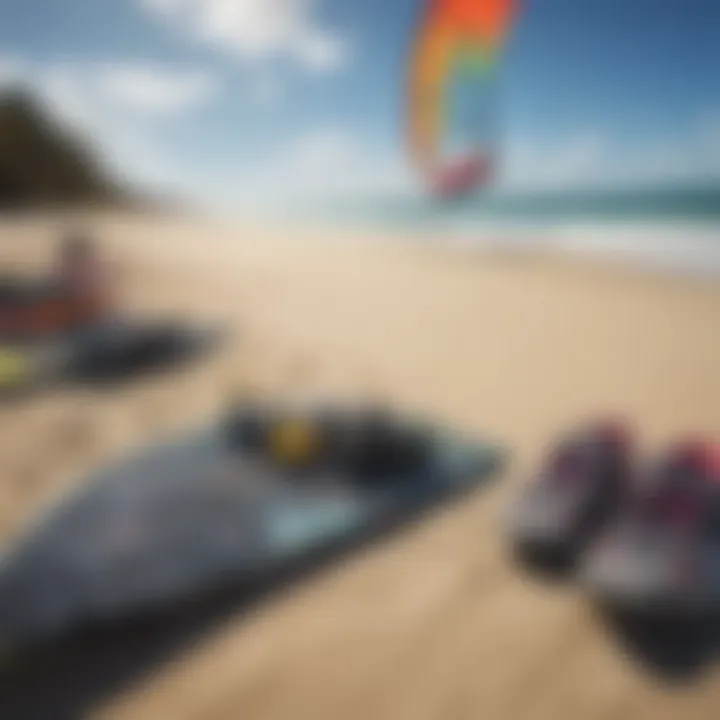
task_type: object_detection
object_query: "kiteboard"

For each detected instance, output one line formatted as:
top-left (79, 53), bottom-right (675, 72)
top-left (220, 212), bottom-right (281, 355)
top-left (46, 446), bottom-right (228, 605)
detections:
top-left (0, 403), bottom-right (506, 653)
top-left (0, 318), bottom-right (224, 397)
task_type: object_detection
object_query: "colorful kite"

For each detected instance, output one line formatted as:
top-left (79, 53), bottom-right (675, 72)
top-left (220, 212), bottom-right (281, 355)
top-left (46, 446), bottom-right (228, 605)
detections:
top-left (407, 0), bottom-right (519, 198)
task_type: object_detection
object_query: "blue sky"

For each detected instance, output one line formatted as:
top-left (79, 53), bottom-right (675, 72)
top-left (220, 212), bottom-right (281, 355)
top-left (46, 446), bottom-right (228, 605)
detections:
top-left (0, 0), bottom-right (718, 206)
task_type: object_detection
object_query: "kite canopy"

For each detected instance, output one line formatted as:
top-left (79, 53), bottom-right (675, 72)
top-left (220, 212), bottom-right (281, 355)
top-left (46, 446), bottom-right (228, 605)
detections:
top-left (407, 0), bottom-right (518, 198)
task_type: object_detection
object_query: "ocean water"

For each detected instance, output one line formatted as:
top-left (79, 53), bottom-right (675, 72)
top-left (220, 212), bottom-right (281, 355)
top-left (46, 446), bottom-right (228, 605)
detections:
top-left (323, 183), bottom-right (720, 278)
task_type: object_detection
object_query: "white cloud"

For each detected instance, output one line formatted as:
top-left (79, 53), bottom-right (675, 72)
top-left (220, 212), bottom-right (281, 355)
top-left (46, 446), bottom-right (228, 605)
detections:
top-left (293, 30), bottom-right (347, 73)
top-left (501, 117), bottom-right (720, 192)
top-left (140, 0), bottom-right (349, 73)
top-left (0, 57), bottom-right (219, 198)
top-left (237, 126), bottom-right (410, 206)
top-left (0, 58), bottom-right (219, 126)
top-left (0, 55), bottom-right (27, 89)
top-left (37, 65), bottom-right (104, 133)
top-left (501, 131), bottom-right (607, 191)
top-left (288, 128), bottom-right (361, 176)
top-left (247, 127), bottom-right (364, 199)
top-left (97, 64), bottom-right (219, 114)
top-left (13, 63), bottom-right (219, 158)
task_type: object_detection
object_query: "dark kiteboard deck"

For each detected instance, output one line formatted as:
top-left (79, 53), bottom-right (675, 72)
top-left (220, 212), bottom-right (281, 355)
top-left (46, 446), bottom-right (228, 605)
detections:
top-left (0, 319), bottom-right (224, 397)
top-left (0, 413), bottom-right (505, 653)
top-left (59, 319), bottom-right (225, 383)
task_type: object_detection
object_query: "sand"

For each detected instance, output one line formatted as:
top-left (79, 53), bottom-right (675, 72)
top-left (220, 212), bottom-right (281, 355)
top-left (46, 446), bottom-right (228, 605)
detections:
top-left (1, 213), bottom-right (719, 719)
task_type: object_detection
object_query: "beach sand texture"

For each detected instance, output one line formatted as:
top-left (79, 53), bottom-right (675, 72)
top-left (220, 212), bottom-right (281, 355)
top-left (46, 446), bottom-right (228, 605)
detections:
top-left (1, 213), bottom-right (719, 720)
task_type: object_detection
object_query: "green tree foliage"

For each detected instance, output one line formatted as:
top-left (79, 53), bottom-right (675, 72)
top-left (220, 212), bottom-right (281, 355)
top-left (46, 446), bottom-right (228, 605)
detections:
top-left (0, 89), bottom-right (121, 208)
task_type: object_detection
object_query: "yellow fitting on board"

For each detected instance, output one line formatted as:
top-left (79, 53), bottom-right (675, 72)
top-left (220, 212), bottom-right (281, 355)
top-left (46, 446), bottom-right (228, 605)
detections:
top-left (269, 420), bottom-right (323, 467)
top-left (0, 350), bottom-right (30, 385)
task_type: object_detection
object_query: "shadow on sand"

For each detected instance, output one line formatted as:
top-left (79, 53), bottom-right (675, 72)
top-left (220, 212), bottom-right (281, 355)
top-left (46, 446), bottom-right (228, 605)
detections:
top-left (513, 550), bottom-right (720, 683)
top-left (0, 463), bottom-right (502, 720)
top-left (510, 543), bottom-right (578, 584)
top-left (597, 607), bottom-right (720, 683)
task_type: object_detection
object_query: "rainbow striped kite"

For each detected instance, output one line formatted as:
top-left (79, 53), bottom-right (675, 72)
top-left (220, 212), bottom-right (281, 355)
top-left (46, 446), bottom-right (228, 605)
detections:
top-left (407, 0), bottom-right (519, 198)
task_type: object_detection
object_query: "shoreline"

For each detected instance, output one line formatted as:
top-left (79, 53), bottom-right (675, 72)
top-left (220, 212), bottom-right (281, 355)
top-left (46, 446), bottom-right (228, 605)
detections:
top-left (336, 217), bottom-right (720, 281)
top-left (202, 202), bottom-right (720, 282)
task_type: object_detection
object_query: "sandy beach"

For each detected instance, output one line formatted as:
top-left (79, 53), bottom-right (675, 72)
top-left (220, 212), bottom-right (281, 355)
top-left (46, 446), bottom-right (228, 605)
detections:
top-left (1, 213), bottom-right (720, 720)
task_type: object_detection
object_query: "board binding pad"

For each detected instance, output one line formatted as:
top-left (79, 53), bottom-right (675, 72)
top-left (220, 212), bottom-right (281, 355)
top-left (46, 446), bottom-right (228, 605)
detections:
top-left (0, 402), bottom-right (506, 652)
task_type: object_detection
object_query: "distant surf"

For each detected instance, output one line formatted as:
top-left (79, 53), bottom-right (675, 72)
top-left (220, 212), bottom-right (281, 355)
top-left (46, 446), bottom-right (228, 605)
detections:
top-left (322, 183), bottom-right (720, 278)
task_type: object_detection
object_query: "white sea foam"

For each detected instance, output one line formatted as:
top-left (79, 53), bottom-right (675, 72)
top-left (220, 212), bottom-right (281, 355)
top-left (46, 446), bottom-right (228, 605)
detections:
top-left (443, 220), bottom-right (720, 278)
